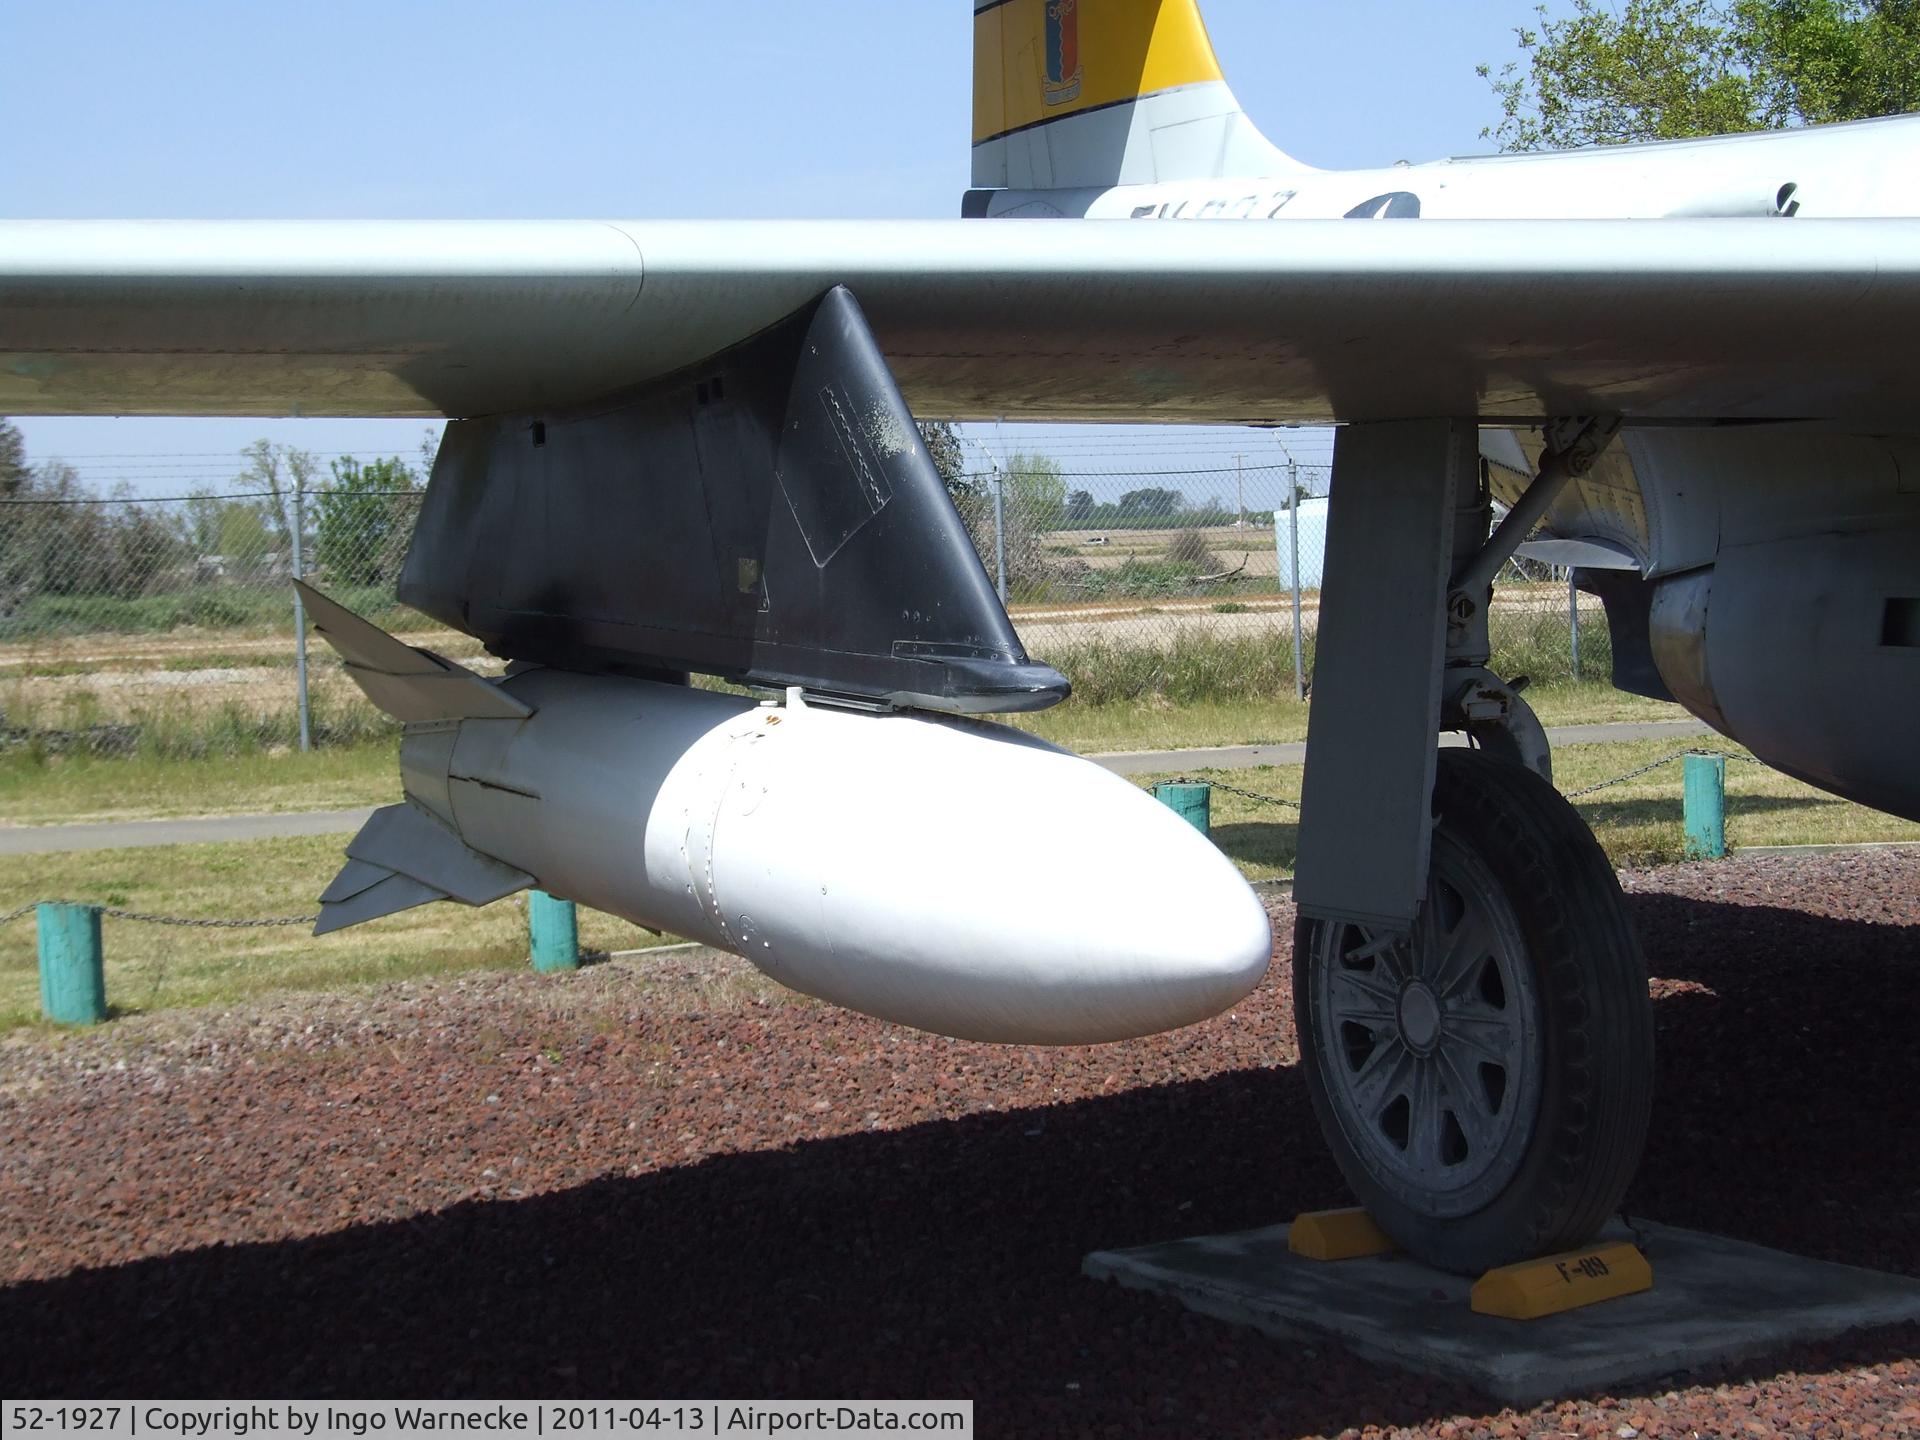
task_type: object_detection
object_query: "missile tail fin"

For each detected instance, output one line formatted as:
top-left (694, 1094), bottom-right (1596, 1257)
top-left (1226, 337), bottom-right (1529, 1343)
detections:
top-left (315, 802), bottom-right (533, 935)
top-left (314, 870), bottom-right (449, 935)
top-left (295, 580), bottom-right (531, 724)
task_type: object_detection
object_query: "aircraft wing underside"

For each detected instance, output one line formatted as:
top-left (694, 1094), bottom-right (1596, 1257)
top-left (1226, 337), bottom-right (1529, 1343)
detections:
top-left (4, 218), bottom-right (1920, 426)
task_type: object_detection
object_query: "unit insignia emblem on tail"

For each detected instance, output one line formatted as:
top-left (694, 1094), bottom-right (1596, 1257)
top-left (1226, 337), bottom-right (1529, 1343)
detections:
top-left (1045, 0), bottom-right (1082, 105)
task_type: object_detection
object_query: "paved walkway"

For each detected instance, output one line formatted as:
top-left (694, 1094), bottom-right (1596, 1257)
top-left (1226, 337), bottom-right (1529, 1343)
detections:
top-left (0, 807), bottom-right (379, 857)
top-left (0, 719), bottom-right (1711, 857)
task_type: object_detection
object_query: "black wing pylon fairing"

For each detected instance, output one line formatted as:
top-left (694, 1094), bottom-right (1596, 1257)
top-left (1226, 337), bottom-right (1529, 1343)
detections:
top-left (398, 286), bottom-right (1066, 715)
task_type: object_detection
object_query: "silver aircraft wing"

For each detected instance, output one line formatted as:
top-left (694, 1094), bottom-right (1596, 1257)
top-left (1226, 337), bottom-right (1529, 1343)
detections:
top-left (3, 217), bottom-right (1917, 425)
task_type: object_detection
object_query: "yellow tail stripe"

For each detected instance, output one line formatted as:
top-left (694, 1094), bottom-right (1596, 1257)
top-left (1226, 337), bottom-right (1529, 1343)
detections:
top-left (973, 0), bottom-right (1226, 147)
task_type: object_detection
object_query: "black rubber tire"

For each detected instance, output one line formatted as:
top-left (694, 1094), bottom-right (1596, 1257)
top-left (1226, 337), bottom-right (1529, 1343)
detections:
top-left (1294, 747), bottom-right (1655, 1275)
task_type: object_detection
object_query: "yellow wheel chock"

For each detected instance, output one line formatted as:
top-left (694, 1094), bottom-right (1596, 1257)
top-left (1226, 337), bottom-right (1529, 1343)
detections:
top-left (1288, 1208), bottom-right (1396, 1261)
top-left (1289, 1209), bottom-right (1654, 1320)
top-left (1470, 1242), bottom-right (1653, 1320)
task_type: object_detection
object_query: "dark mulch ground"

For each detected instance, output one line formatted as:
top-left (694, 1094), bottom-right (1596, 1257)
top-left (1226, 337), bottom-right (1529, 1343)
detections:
top-left (2, 852), bottom-right (1917, 1438)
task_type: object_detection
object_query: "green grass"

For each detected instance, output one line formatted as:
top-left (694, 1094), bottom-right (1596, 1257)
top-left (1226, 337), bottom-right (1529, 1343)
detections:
top-left (1010, 679), bottom-right (1681, 754)
top-left (0, 584), bottom-right (438, 641)
top-left (0, 681), bottom-right (1689, 826)
top-left (5, 734), bottom-right (1914, 1033)
top-left (1035, 632), bottom-right (1312, 707)
top-left (0, 834), bottom-right (682, 1031)
top-left (0, 740), bottom-right (399, 825)
top-left (1131, 737), bottom-right (1920, 882)
top-left (1, 684), bottom-right (399, 762)
top-left (1021, 614), bottom-right (1610, 710)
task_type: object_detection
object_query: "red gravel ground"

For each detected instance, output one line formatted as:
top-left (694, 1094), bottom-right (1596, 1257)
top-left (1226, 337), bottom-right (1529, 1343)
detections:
top-left (2, 852), bottom-right (1918, 1438)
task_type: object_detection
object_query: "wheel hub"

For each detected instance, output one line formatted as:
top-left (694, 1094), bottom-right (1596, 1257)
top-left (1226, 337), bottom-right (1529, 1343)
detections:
top-left (1310, 833), bottom-right (1545, 1219)
top-left (1397, 981), bottom-right (1442, 1054)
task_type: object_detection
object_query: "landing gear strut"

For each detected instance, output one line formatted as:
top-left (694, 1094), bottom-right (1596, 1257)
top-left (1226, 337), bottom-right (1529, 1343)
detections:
top-left (1292, 417), bottom-right (1653, 1276)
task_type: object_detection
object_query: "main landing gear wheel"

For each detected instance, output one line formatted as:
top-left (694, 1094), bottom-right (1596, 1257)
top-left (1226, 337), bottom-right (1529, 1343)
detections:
top-left (1295, 747), bottom-right (1654, 1275)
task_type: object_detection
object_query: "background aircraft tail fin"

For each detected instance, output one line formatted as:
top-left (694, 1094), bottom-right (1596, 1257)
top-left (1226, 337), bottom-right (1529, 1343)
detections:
top-left (970, 0), bottom-right (1307, 193)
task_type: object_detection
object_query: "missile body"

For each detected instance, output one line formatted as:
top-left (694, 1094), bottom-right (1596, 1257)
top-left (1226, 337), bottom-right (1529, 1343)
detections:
top-left (380, 669), bottom-right (1271, 1044)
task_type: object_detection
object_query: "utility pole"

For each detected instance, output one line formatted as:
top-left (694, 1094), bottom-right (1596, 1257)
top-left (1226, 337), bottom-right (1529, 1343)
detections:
top-left (1235, 454), bottom-right (1245, 527)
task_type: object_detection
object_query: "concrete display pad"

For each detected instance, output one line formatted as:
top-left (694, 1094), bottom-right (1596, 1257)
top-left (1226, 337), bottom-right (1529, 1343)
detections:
top-left (1084, 1219), bottom-right (1920, 1406)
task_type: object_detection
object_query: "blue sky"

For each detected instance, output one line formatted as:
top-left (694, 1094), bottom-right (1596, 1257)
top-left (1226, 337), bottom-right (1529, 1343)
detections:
top-left (1, 0), bottom-right (1567, 494)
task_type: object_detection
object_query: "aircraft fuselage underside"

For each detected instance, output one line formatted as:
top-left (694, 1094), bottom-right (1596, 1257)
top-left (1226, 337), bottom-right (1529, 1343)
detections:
top-left (1505, 424), bottom-right (1920, 822)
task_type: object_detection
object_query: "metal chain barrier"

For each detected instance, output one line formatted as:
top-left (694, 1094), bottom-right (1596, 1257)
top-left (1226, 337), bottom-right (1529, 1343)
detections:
top-left (1560, 746), bottom-right (1762, 801)
top-left (1166, 776), bottom-right (1301, 810)
top-left (1168, 745), bottom-right (1763, 810)
top-left (0, 903), bottom-right (316, 928)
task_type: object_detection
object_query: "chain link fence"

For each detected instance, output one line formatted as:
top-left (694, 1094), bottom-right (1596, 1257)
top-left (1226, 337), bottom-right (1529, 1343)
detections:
top-left (0, 484), bottom-right (433, 755)
top-left (959, 459), bottom-right (1605, 706)
top-left (0, 461), bottom-right (1603, 756)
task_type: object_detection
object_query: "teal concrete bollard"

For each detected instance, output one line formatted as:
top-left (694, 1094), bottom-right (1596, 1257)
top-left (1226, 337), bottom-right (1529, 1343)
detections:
top-left (1684, 752), bottom-right (1728, 860)
top-left (529, 890), bottom-right (581, 973)
top-left (38, 902), bottom-right (107, 1025)
top-left (1153, 782), bottom-right (1212, 837)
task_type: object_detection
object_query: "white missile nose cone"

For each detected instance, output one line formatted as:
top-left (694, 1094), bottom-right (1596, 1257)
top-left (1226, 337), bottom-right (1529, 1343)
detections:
top-left (1042, 780), bottom-right (1275, 1042)
top-left (696, 708), bottom-right (1277, 1047)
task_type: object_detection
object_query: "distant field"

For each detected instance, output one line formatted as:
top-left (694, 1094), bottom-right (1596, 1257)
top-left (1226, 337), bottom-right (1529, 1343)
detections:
top-left (1, 587), bottom-right (1608, 760)
top-left (1048, 524), bottom-right (1286, 577)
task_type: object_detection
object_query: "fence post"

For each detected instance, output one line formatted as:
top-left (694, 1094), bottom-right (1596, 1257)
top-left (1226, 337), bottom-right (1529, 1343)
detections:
top-left (38, 903), bottom-right (107, 1025)
top-left (528, 891), bottom-right (581, 973)
top-left (1569, 571), bottom-right (1581, 680)
top-left (1152, 783), bottom-right (1211, 837)
top-left (291, 484), bottom-right (312, 753)
top-left (1683, 753), bottom-right (1728, 860)
top-left (1288, 460), bottom-right (1305, 704)
top-left (1273, 509), bottom-right (1286, 596)
top-left (992, 468), bottom-right (1009, 604)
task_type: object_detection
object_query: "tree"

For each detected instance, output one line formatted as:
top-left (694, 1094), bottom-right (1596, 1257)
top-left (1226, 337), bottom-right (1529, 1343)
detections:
top-left (315, 456), bottom-right (420, 588)
top-left (1742, 0), bottom-right (1920, 123)
top-left (233, 439), bottom-right (320, 548)
top-left (0, 418), bottom-right (27, 498)
top-left (916, 420), bottom-right (981, 504)
top-left (1, 462), bottom-right (121, 599)
top-left (1064, 488), bottom-right (1097, 527)
top-left (0, 444), bottom-right (186, 618)
top-left (1481, 0), bottom-right (1920, 151)
top-left (1004, 451), bottom-right (1068, 532)
top-left (1117, 486), bottom-right (1183, 521)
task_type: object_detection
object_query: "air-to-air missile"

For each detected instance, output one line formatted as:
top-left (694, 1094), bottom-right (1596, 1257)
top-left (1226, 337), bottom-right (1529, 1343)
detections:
top-left (300, 583), bottom-right (1271, 1046)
